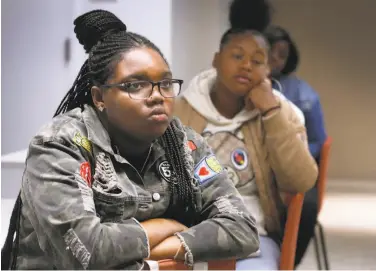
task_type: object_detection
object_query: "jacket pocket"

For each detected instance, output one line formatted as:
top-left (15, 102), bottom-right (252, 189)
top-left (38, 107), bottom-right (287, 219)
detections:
top-left (92, 152), bottom-right (137, 222)
top-left (92, 186), bottom-right (138, 223)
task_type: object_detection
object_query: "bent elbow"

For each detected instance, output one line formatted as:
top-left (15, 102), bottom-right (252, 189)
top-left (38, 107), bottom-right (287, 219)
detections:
top-left (236, 218), bottom-right (260, 258)
top-left (293, 163), bottom-right (318, 193)
top-left (279, 161), bottom-right (318, 194)
top-left (301, 163), bottom-right (318, 192)
top-left (242, 235), bottom-right (260, 258)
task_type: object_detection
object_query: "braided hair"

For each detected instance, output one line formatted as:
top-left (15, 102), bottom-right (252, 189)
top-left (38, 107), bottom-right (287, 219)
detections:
top-left (2, 10), bottom-right (196, 269)
top-left (219, 0), bottom-right (272, 50)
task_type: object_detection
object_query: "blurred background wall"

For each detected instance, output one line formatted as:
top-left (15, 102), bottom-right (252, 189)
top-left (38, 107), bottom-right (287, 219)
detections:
top-left (2, 0), bottom-right (374, 180)
top-left (271, 0), bottom-right (376, 180)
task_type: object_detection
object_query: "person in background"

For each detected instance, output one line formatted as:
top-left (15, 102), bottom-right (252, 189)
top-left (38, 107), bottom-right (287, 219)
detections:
top-left (265, 25), bottom-right (328, 266)
top-left (174, 0), bottom-right (318, 269)
top-left (1, 10), bottom-right (260, 270)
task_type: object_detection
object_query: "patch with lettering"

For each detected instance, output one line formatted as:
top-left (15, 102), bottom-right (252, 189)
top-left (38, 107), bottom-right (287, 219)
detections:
top-left (231, 148), bottom-right (248, 170)
top-left (80, 162), bottom-right (92, 187)
top-left (194, 154), bottom-right (223, 184)
top-left (73, 132), bottom-right (92, 154)
top-left (187, 140), bottom-right (197, 151)
top-left (158, 160), bottom-right (177, 184)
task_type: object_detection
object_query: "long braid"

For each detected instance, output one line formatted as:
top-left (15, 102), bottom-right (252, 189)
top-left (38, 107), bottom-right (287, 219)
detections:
top-left (1, 193), bottom-right (22, 270)
top-left (161, 125), bottom-right (197, 225)
top-left (54, 60), bottom-right (91, 117)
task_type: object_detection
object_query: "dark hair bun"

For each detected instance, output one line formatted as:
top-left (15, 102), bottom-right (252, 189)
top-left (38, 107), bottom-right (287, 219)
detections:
top-left (229, 0), bottom-right (272, 32)
top-left (74, 9), bottom-right (127, 53)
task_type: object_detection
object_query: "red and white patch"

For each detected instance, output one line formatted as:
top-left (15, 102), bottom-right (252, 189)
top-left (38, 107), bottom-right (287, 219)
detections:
top-left (80, 162), bottom-right (92, 187)
top-left (194, 155), bottom-right (222, 184)
top-left (187, 140), bottom-right (197, 151)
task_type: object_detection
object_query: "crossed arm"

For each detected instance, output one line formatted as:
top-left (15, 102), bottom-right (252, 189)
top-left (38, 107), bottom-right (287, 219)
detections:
top-left (140, 218), bottom-right (187, 261)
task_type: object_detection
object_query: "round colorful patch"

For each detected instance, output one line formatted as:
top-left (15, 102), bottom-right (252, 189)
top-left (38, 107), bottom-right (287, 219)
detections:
top-left (231, 148), bottom-right (248, 170)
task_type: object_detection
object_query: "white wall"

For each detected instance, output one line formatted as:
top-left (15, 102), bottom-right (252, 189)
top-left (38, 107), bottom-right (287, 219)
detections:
top-left (171, 0), bottom-right (231, 86)
top-left (1, 0), bottom-right (74, 155)
top-left (70, 0), bottom-right (173, 84)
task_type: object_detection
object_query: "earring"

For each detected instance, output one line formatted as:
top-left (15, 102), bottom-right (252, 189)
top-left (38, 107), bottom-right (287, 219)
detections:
top-left (98, 105), bottom-right (104, 112)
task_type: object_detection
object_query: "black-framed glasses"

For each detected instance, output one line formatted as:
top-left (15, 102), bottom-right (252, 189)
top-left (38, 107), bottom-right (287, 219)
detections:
top-left (101, 79), bottom-right (183, 100)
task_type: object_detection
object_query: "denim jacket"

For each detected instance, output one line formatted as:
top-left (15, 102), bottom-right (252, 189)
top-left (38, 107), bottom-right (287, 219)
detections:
top-left (16, 105), bottom-right (259, 269)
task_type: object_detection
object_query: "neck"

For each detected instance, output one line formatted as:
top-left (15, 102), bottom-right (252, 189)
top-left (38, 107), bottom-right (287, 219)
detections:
top-left (109, 126), bottom-right (152, 170)
top-left (113, 134), bottom-right (151, 158)
top-left (97, 111), bottom-right (152, 170)
top-left (210, 81), bottom-right (245, 119)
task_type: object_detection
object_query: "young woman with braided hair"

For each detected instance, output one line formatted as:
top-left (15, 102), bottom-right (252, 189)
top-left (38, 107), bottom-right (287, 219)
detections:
top-left (1, 10), bottom-right (259, 270)
top-left (174, 0), bottom-right (318, 269)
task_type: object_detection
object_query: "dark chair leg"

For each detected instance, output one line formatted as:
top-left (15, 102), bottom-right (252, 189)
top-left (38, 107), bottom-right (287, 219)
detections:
top-left (313, 229), bottom-right (323, 270)
top-left (318, 222), bottom-right (330, 270)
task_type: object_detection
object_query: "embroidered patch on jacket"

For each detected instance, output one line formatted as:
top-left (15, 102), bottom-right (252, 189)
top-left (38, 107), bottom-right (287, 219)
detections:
top-left (187, 140), bottom-right (197, 151)
top-left (194, 155), bottom-right (223, 184)
top-left (80, 162), bottom-right (92, 187)
top-left (73, 132), bottom-right (92, 154)
top-left (231, 148), bottom-right (248, 170)
top-left (206, 155), bottom-right (223, 173)
top-left (158, 160), bottom-right (178, 184)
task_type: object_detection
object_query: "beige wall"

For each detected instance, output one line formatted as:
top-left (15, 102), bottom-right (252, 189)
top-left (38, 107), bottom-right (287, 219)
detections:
top-left (272, 0), bottom-right (376, 180)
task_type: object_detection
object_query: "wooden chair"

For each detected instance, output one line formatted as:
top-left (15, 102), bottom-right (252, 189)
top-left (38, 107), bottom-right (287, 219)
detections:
top-left (313, 137), bottom-right (332, 270)
top-left (279, 193), bottom-right (305, 270)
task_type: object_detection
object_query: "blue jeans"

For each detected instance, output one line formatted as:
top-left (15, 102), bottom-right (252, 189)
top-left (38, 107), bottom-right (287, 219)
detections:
top-left (236, 236), bottom-right (280, 270)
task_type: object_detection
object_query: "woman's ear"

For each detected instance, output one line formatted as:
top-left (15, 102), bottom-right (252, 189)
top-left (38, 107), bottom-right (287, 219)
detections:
top-left (91, 86), bottom-right (105, 112)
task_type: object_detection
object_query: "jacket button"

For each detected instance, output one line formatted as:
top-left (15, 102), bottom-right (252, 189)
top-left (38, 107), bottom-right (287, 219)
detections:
top-left (152, 192), bottom-right (161, 201)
